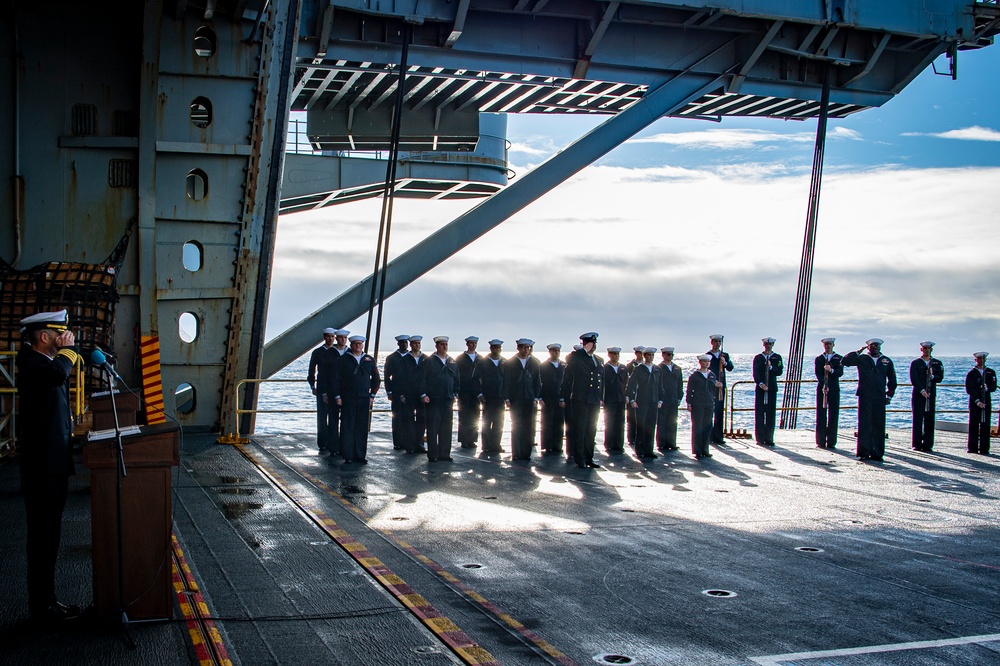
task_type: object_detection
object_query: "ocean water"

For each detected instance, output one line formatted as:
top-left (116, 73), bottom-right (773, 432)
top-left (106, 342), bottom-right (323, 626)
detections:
top-left (254, 353), bottom-right (990, 436)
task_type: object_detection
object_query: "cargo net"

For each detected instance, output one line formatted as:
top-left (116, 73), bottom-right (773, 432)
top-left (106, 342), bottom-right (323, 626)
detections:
top-left (0, 224), bottom-right (130, 404)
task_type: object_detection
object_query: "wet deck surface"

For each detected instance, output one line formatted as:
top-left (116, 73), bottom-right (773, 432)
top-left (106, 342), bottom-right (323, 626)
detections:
top-left (2, 427), bottom-right (999, 665)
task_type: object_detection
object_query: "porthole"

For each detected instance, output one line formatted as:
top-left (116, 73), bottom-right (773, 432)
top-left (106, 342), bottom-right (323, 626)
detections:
top-left (186, 169), bottom-right (208, 200)
top-left (190, 97), bottom-right (212, 128)
top-left (194, 26), bottom-right (216, 57)
top-left (182, 241), bottom-right (203, 271)
top-left (175, 383), bottom-right (196, 415)
top-left (178, 312), bottom-right (199, 343)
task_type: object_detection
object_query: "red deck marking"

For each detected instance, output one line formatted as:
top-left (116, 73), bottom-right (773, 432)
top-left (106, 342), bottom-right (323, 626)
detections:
top-left (235, 443), bottom-right (502, 666)
top-left (171, 534), bottom-right (233, 666)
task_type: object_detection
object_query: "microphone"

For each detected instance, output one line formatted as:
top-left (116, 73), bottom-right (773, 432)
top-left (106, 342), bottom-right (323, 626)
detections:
top-left (90, 348), bottom-right (122, 382)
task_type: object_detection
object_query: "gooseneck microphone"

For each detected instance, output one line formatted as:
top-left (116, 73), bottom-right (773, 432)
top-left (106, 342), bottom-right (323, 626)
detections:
top-left (90, 348), bottom-right (122, 382)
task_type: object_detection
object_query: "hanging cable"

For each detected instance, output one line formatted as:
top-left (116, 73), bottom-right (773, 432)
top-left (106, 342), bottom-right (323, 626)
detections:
top-left (780, 64), bottom-right (830, 429)
top-left (364, 25), bottom-right (411, 357)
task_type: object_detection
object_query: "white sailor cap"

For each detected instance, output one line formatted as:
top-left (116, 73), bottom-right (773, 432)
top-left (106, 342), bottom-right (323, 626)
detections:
top-left (516, 338), bottom-right (534, 347)
top-left (821, 337), bottom-right (836, 344)
top-left (661, 347), bottom-right (675, 353)
top-left (409, 335), bottom-right (423, 342)
top-left (488, 339), bottom-right (504, 346)
top-left (697, 353), bottom-right (713, 361)
top-left (762, 337), bottom-right (776, 344)
top-left (643, 347), bottom-right (657, 354)
top-left (580, 332), bottom-right (599, 342)
top-left (348, 335), bottom-right (366, 343)
top-left (465, 336), bottom-right (479, 343)
top-left (632, 346), bottom-right (644, 353)
top-left (574, 344), bottom-right (583, 351)
top-left (323, 327), bottom-right (337, 335)
top-left (433, 336), bottom-right (449, 343)
top-left (709, 334), bottom-right (724, 341)
top-left (866, 338), bottom-right (884, 346)
top-left (607, 347), bottom-right (622, 353)
top-left (394, 334), bottom-right (410, 342)
top-left (920, 340), bottom-right (935, 348)
top-left (546, 343), bottom-right (562, 350)
top-left (974, 351), bottom-right (989, 358)
top-left (20, 310), bottom-right (69, 333)
top-left (335, 329), bottom-right (350, 337)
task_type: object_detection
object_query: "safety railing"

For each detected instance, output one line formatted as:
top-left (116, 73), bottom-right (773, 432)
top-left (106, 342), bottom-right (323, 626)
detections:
top-left (233, 378), bottom-right (392, 440)
top-left (727, 379), bottom-right (995, 432)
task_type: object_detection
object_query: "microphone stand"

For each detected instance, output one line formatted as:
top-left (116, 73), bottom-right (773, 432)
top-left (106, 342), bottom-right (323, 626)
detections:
top-left (99, 363), bottom-right (135, 649)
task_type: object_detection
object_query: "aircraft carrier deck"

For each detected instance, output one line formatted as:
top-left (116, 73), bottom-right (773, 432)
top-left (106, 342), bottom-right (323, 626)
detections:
top-left (2, 427), bottom-right (998, 665)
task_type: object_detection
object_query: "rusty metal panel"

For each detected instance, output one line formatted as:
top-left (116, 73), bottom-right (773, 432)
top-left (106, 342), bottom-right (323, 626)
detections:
top-left (154, 220), bottom-right (239, 292)
top-left (157, 74), bottom-right (256, 145)
top-left (158, 19), bottom-right (260, 80)
top-left (152, 153), bottom-right (249, 222)
top-left (157, 298), bottom-right (230, 365)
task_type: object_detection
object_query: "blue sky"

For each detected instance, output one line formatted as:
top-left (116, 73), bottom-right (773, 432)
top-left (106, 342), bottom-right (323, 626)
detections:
top-left (268, 44), bottom-right (1000, 360)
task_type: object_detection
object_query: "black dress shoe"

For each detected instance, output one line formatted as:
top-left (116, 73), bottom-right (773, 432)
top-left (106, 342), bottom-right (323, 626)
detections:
top-left (587, 462), bottom-right (601, 468)
top-left (440, 457), bottom-right (454, 462)
top-left (576, 463), bottom-right (586, 468)
top-left (32, 601), bottom-right (82, 623)
top-left (357, 459), bottom-right (368, 464)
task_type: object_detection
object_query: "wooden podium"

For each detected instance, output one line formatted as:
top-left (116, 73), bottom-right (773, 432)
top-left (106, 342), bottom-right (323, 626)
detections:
top-left (82, 422), bottom-right (180, 621)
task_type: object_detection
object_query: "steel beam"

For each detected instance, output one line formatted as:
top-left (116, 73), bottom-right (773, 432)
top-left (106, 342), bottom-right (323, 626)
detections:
top-left (262, 71), bottom-right (724, 376)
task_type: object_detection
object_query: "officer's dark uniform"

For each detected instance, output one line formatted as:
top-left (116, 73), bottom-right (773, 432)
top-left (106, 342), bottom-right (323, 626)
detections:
top-left (602, 362), bottom-right (628, 454)
top-left (539, 355), bottom-right (566, 455)
top-left (707, 349), bottom-right (733, 442)
top-left (456, 350), bottom-right (482, 448)
top-left (337, 351), bottom-right (380, 463)
top-left (505, 354), bottom-right (542, 460)
top-left (752, 350), bottom-right (784, 446)
top-left (479, 354), bottom-right (506, 453)
top-left (308, 343), bottom-right (342, 453)
top-left (560, 345), bottom-right (604, 468)
top-left (842, 350), bottom-right (897, 460)
top-left (16, 323), bottom-right (80, 618)
top-left (626, 362), bottom-right (663, 458)
top-left (625, 354), bottom-right (641, 447)
top-left (687, 369), bottom-right (718, 458)
top-left (814, 350), bottom-right (844, 448)
top-left (910, 356), bottom-right (944, 452)
top-left (420, 354), bottom-right (460, 462)
top-left (657, 361), bottom-right (683, 451)
top-left (965, 362), bottom-right (997, 454)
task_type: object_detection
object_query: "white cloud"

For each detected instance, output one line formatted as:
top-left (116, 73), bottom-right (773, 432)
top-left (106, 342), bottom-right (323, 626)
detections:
top-left (628, 126), bottom-right (862, 149)
top-left (902, 125), bottom-right (1000, 141)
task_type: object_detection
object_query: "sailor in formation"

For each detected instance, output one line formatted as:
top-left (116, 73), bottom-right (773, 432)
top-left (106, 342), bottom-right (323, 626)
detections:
top-left (456, 336), bottom-right (482, 450)
top-left (687, 354), bottom-right (720, 459)
top-left (625, 346), bottom-right (643, 449)
top-left (752, 337), bottom-right (783, 447)
top-left (480, 339), bottom-right (506, 454)
top-left (383, 334), bottom-right (411, 450)
top-left (626, 347), bottom-right (662, 459)
top-left (420, 336), bottom-right (460, 462)
top-left (401, 336), bottom-right (428, 454)
top-left (561, 332), bottom-right (604, 468)
top-left (336, 335), bottom-right (380, 464)
top-left (707, 334), bottom-right (734, 443)
top-left (538, 343), bottom-right (566, 456)
top-left (814, 337), bottom-right (843, 449)
top-left (505, 338), bottom-right (542, 461)
top-left (842, 338), bottom-right (897, 461)
top-left (307, 327), bottom-right (341, 454)
top-left (602, 346), bottom-right (628, 454)
top-left (965, 351), bottom-right (996, 455)
top-left (657, 347), bottom-right (683, 452)
top-left (909, 341), bottom-right (944, 452)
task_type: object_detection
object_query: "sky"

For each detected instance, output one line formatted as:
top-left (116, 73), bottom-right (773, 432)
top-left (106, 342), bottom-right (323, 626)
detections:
top-left (267, 43), bottom-right (1000, 361)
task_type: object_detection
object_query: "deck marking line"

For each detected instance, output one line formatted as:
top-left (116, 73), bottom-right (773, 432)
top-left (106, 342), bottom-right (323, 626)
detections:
top-left (171, 534), bottom-right (233, 666)
top-left (235, 443), bottom-right (501, 666)
top-left (750, 632), bottom-right (1000, 665)
top-left (837, 533), bottom-right (1000, 571)
top-left (260, 443), bottom-right (579, 666)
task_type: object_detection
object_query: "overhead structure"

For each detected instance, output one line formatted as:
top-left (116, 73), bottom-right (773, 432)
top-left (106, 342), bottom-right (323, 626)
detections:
top-left (1, 1), bottom-right (997, 433)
